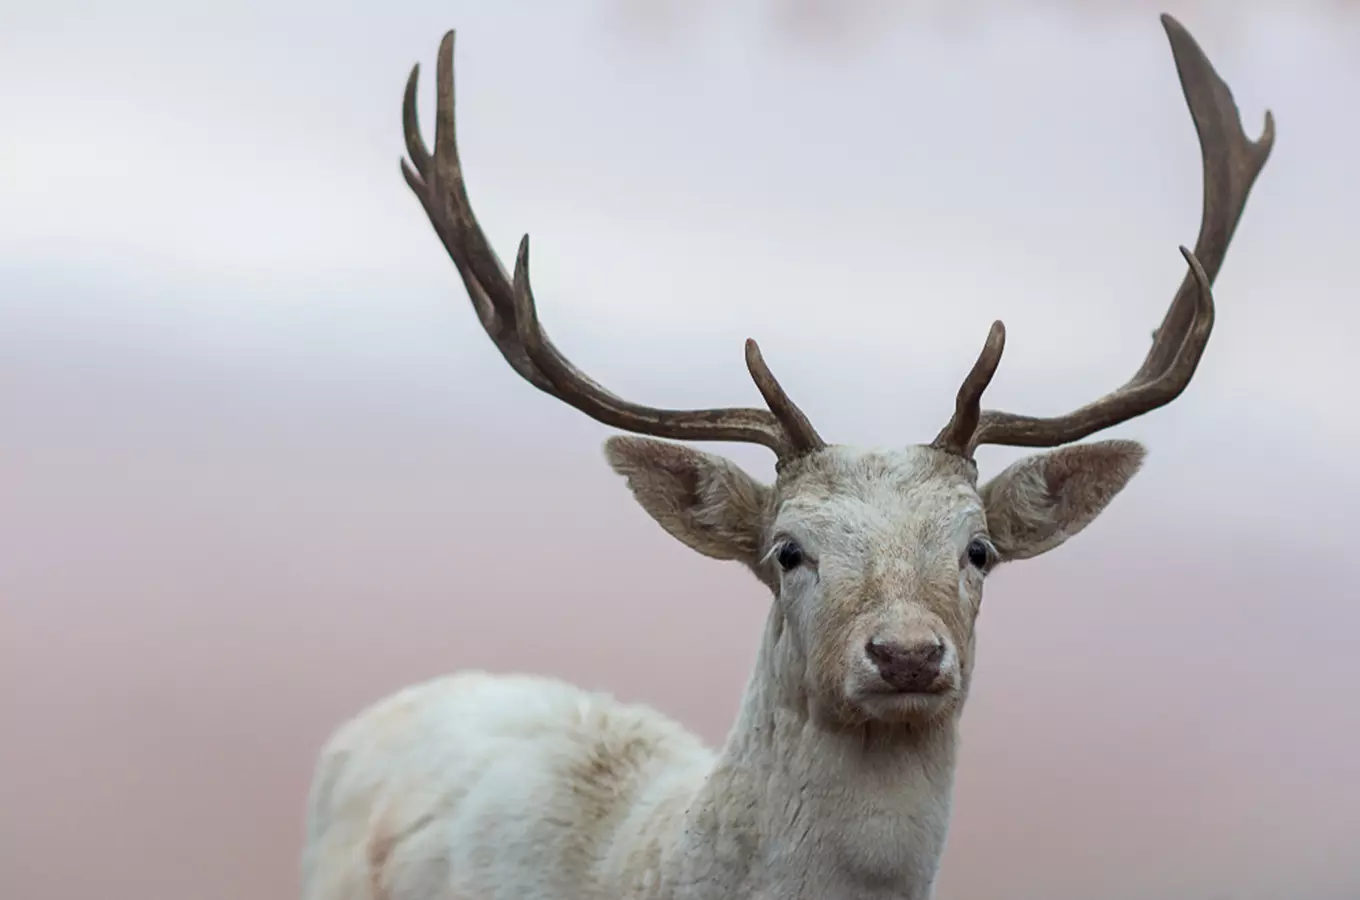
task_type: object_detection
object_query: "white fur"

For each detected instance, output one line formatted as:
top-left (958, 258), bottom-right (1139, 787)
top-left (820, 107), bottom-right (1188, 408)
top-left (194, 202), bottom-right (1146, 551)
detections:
top-left (302, 657), bottom-right (953, 900)
top-left (300, 442), bottom-right (1143, 900)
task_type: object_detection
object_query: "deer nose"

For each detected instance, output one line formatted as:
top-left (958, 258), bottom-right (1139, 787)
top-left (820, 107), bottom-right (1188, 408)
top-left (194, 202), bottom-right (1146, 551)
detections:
top-left (865, 637), bottom-right (946, 693)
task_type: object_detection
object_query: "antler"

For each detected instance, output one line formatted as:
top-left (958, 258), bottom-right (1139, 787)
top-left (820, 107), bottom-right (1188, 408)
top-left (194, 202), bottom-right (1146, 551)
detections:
top-left (932, 14), bottom-right (1275, 458)
top-left (399, 32), bottom-right (825, 460)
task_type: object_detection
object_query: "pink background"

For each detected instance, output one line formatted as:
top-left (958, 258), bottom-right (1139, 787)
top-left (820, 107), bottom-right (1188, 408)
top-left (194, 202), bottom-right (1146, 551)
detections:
top-left (4, 2), bottom-right (1357, 898)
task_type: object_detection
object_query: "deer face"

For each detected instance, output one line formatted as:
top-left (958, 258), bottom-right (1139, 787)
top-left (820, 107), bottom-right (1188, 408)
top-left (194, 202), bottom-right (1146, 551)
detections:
top-left (767, 446), bottom-right (991, 726)
top-left (606, 436), bottom-right (1144, 726)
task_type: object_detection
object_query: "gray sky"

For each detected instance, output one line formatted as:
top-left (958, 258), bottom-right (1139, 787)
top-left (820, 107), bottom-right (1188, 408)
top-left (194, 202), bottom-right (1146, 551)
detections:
top-left (3, 2), bottom-right (1358, 899)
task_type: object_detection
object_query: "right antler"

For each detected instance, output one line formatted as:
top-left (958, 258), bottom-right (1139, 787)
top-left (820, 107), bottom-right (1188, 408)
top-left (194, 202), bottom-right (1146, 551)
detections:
top-left (399, 32), bottom-right (825, 461)
top-left (932, 14), bottom-right (1275, 458)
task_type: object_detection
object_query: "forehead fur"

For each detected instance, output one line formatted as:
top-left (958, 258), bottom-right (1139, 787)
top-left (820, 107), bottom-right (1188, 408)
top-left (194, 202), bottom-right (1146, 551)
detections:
top-left (772, 445), bottom-right (983, 539)
top-left (776, 445), bottom-right (977, 500)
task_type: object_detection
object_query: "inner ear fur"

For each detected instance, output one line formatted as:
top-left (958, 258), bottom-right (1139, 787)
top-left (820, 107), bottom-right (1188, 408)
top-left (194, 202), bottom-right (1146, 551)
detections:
top-left (981, 439), bottom-right (1146, 562)
top-left (604, 435), bottom-right (772, 569)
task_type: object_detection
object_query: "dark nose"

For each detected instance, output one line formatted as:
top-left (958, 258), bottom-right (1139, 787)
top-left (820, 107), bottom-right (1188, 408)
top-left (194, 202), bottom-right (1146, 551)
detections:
top-left (866, 638), bottom-right (946, 693)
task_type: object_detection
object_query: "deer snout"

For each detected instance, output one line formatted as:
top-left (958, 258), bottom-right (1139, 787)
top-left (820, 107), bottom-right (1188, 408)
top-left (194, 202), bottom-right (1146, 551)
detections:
top-left (865, 636), bottom-right (947, 693)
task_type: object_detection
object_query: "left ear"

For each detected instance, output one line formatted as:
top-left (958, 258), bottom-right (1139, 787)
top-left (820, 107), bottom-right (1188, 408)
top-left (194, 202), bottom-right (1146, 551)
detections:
top-left (603, 435), bottom-right (772, 568)
top-left (980, 439), bottom-right (1145, 562)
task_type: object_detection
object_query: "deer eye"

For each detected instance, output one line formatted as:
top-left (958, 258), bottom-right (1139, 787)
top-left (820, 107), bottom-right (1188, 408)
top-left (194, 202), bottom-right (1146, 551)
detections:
top-left (965, 538), bottom-right (994, 571)
top-left (775, 541), bottom-right (805, 572)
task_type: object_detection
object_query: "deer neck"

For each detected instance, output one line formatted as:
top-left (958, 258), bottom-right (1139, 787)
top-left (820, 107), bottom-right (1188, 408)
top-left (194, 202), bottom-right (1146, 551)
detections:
top-left (665, 604), bottom-right (962, 900)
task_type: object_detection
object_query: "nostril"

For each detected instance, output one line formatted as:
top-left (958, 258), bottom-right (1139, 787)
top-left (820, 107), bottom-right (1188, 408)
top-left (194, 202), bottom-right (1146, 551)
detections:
top-left (865, 639), bottom-right (892, 664)
top-left (866, 638), bottom-right (945, 663)
top-left (865, 637), bottom-right (948, 693)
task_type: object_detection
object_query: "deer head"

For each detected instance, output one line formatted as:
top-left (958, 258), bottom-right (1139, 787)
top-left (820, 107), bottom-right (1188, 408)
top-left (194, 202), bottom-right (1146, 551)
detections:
top-left (399, 14), bottom-right (1273, 728)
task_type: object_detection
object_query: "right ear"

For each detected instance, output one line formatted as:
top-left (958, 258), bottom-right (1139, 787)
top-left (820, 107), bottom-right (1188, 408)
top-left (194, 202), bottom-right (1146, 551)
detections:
top-left (603, 435), bottom-right (772, 568)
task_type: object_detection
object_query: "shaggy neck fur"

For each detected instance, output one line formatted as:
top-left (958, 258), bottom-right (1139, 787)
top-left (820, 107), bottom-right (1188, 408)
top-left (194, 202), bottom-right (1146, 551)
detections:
top-left (661, 603), bottom-right (962, 900)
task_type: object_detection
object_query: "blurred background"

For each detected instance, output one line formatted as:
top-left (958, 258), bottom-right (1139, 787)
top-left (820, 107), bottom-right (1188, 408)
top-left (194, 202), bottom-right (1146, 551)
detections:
top-left (3, 1), bottom-right (1358, 898)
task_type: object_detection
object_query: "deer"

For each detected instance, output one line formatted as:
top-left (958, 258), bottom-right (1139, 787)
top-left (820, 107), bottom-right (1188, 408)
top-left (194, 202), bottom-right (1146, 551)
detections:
top-left (299, 13), bottom-right (1273, 900)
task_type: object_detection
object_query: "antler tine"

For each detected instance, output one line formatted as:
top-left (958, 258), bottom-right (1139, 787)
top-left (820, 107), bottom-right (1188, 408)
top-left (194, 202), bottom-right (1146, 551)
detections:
top-left (401, 31), bottom-right (824, 460)
top-left (744, 339), bottom-right (827, 456)
top-left (949, 14), bottom-right (1273, 455)
top-left (510, 238), bottom-right (818, 454)
top-left (1138, 14), bottom-right (1274, 382)
top-left (401, 36), bottom-right (545, 390)
top-left (931, 321), bottom-right (1006, 457)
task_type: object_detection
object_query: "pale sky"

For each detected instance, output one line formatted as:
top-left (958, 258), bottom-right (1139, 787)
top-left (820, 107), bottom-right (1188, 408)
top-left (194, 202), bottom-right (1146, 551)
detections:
top-left (3, 3), bottom-right (1358, 899)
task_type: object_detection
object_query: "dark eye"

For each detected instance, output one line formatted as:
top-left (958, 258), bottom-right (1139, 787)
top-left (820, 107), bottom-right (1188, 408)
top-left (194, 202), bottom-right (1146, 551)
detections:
top-left (776, 541), bottom-right (805, 572)
top-left (966, 538), bottom-right (993, 571)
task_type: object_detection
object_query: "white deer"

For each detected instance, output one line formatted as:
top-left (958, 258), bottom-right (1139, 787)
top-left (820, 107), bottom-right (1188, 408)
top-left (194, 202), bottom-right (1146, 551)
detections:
top-left (300, 14), bottom-right (1272, 900)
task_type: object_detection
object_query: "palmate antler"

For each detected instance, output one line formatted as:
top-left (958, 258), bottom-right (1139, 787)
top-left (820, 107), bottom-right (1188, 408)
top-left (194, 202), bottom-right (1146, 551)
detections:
top-left (932, 14), bottom-right (1275, 458)
top-left (401, 15), bottom-right (1272, 464)
top-left (398, 34), bottom-right (824, 461)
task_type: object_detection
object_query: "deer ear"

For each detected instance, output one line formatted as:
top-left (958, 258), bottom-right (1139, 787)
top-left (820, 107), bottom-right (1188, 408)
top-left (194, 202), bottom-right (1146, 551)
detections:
top-left (981, 439), bottom-right (1145, 562)
top-left (604, 436), bottom-right (771, 567)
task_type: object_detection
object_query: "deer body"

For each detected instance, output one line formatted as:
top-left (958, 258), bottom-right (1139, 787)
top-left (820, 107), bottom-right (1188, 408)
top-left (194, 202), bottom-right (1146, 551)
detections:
top-left (300, 14), bottom-right (1273, 900)
top-left (308, 448), bottom-right (998, 900)
top-left (301, 443), bottom-right (1148, 900)
top-left (302, 655), bottom-right (955, 900)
